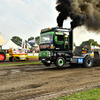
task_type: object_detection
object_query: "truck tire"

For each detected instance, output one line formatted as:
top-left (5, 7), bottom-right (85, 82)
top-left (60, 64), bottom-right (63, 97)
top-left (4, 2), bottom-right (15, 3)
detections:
top-left (83, 56), bottom-right (93, 68)
top-left (56, 57), bottom-right (65, 68)
top-left (0, 52), bottom-right (6, 62)
top-left (43, 62), bottom-right (51, 66)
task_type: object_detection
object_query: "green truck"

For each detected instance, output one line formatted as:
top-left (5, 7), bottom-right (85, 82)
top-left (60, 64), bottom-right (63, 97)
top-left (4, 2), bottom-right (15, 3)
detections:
top-left (39, 27), bottom-right (100, 68)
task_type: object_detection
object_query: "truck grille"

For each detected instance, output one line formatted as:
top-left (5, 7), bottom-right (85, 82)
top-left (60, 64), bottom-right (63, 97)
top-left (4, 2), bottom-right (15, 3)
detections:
top-left (40, 51), bottom-right (49, 57)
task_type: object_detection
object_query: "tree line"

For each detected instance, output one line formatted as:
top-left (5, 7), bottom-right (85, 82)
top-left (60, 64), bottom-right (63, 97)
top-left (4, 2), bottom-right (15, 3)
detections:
top-left (11, 36), bottom-right (40, 47)
top-left (11, 36), bottom-right (100, 48)
top-left (80, 39), bottom-right (100, 47)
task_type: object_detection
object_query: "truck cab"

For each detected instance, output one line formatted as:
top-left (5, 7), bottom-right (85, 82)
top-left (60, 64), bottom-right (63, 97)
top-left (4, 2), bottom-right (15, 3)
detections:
top-left (39, 27), bottom-right (73, 68)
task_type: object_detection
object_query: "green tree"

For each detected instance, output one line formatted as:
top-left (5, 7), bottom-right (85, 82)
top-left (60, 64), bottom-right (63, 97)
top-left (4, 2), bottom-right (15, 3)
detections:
top-left (11, 36), bottom-right (22, 46)
top-left (35, 36), bottom-right (40, 45)
top-left (80, 39), bottom-right (99, 46)
top-left (73, 42), bottom-right (76, 46)
top-left (28, 37), bottom-right (34, 47)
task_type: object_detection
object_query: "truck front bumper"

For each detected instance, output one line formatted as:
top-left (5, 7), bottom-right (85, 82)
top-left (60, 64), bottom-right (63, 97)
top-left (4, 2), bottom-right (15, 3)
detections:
top-left (39, 57), bottom-right (52, 63)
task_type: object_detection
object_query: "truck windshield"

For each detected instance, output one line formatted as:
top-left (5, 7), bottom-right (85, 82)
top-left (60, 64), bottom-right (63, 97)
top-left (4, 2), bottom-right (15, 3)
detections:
top-left (40, 32), bottom-right (54, 44)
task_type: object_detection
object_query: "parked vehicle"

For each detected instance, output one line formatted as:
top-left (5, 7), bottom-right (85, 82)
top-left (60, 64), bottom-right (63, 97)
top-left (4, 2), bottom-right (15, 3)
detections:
top-left (9, 48), bottom-right (28, 62)
top-left (0, 46), bottom-right (6, 62)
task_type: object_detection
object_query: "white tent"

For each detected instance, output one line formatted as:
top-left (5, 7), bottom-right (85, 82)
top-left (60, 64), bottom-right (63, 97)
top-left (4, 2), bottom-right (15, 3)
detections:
top-left (0, 34), bottom-right (6, 45)
top-left (2, 39), bottom-right (22, 49)
top-left (34, 43), bottom-right (38, 46)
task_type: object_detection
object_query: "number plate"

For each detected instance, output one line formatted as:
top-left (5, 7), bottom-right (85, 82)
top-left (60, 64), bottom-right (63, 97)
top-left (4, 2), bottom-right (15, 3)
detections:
top-left (71, 58), bottom-right (77, 63)
top-left (20, 55), bottom-right (25, 60)
top-left (78, 58), bottom-right (83, 63)
top-left (20, 57), bottom-right (25, 60)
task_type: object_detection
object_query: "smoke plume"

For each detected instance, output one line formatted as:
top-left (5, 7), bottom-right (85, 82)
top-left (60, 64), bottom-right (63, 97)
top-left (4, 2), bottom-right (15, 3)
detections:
top-left (56, 0), bottom-right (100, 32)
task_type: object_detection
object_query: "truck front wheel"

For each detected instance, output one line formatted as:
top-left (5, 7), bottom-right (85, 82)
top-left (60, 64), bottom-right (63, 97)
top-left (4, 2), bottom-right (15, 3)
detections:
top-left (56, 57), bottom-right (65, 68)
top-left (83, 56), bottom-right (93, 68)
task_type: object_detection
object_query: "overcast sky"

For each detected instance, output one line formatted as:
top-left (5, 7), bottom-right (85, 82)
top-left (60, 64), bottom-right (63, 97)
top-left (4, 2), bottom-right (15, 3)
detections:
top-left (0, 0), bottom-right (100, 46)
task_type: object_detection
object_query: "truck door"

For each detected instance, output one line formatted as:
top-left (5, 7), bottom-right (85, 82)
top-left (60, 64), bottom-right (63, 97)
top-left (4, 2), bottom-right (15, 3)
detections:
top-left (54, 34), bottom-right (64, 50)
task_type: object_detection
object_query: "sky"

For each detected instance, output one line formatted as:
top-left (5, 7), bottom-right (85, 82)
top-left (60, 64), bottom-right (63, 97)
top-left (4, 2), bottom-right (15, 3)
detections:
top-left (0, 0), bottom-right (100, 46)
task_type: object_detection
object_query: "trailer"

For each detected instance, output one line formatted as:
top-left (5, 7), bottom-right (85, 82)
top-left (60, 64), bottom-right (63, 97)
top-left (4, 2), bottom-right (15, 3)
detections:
top-left (39, 27), bottom-right (100, 68)
top-left (70, 46), bottom-right (94, 67)
top-left (9, 48), bottom-right (28, 62)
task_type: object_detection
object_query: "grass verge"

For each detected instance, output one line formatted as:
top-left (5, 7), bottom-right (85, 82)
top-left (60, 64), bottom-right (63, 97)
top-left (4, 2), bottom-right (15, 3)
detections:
top-left (0, 62), bottom-right (42, 66)
top-left (54, 88), bottom-right (100, 100)
top-left (28, 56), bottom-right (39, 58)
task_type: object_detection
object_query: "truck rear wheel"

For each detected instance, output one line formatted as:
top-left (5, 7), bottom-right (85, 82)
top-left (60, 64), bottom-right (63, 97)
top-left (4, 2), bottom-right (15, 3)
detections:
top-left (83, 56), bottom-right (93, 68)
top-left (56, 57), bottom-right (65, 68)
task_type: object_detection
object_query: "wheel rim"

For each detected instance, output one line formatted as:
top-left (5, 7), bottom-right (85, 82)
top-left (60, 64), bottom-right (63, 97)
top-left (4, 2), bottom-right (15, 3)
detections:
top-left (86, 59), bottom-right (91, 66)
top-left (58, 59), bottom-right (63, 66)
top-left (0, 54), bottom-right (5, 61)
top-left (13, 58), bottom-right (16, 62)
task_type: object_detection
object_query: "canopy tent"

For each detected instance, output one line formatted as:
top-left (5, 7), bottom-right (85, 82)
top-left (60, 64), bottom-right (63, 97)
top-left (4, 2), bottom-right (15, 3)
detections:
top-left (2, 39), bottom-right (22, 49)
top-left (28, 39), bottom-right (35, 44)
top-left (0, 34), bottom-right (6, 45)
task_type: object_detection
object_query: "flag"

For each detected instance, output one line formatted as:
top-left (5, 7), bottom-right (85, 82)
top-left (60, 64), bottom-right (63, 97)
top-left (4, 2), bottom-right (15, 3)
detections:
top-left (22, 42), bottom-right (24, 48)
top-left (25, 42), bottom-right (27, 49)
top-left (29, 39), bottom-right (35, 44)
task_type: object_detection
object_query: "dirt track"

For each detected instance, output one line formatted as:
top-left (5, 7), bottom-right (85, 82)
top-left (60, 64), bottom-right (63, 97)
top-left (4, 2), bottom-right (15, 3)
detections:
top-left (0, 63), bottom-right (100, 100)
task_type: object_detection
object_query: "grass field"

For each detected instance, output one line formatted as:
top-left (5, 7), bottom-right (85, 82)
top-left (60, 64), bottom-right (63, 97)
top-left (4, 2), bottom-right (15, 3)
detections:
top-left (28, 56), bottom-right (39, 59)
top-left (54, 88), bottom-right (100, 100)
top-left (0, 62), bottom-right (41, 66)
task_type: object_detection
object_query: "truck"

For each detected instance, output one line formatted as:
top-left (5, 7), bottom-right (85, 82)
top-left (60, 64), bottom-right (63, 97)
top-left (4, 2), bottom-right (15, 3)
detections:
top-left (39, 27), bottom-right (100, 68)
top-left (0, 46), bottom-right (6, 62)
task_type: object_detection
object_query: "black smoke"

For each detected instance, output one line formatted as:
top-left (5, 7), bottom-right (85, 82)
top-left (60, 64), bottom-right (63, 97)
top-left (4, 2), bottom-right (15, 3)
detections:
top-left (56, 0), bottom-right (100, 32)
